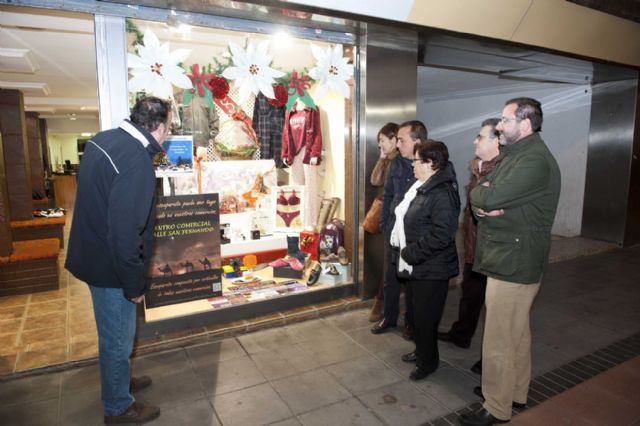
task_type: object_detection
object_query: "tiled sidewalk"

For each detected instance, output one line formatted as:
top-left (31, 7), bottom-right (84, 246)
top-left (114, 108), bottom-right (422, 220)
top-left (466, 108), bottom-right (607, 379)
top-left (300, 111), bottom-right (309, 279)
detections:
top-left (0, 244), bottom-right (638, 425)
top-left (511, 356), bottom-right (640, 425)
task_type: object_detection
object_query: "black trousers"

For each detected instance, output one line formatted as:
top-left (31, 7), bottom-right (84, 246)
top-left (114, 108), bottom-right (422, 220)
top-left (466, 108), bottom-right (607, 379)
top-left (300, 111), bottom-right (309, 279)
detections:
top-left (382, 237), bottom-right (401, 325)
top-left (407, 279), bottom-right (449, 372)
top-left (447, 263), bottom-right (487, 346)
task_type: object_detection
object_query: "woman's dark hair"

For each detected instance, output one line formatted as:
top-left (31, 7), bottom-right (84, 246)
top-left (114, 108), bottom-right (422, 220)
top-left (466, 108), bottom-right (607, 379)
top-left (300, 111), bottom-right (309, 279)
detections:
top-left (377, 122), bottom-right (399, 140)
top-left (414, 139), bottom-right (449, 171)
top-left (130, 96), bottom-right (171, 132)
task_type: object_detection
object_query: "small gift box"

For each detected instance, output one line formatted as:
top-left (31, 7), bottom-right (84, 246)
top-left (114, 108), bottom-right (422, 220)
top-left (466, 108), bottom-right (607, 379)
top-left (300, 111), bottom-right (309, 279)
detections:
top-left (299, 231), bottom-right (319, 261)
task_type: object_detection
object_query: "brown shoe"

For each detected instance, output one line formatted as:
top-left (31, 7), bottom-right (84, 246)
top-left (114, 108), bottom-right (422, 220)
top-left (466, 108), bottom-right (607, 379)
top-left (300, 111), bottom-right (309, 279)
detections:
top-left (368, 299), bottom-right (383, 322)
top-left (104, 401), bottom-right (160, 424)
top-left (130, 375), bottom-right (152, 393)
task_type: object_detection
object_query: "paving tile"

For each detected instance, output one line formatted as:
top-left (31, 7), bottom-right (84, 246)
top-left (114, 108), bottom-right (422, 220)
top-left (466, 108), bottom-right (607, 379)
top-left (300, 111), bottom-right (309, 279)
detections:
top-left (23, 311), bottom-right (67, 331)
top-left (0, 398), bottom-right (60, 426)
top-left (298, 397), bottom-right (384, 426)
top-left (0, 318), bottom-right (23, 335)
top-left (322, 309), bottom-right (372, 332)
top-left (195, 355), bottom-right (266, 396)
top-left (0, 353), bottom-right (17, 375)
top-left (249, 344), bottom-right (321, 381)
top-left (359, 380), bottom-right (450, 426)
top-left (0, 333), bottom-right (22, 355)
top-left (61, 364), bottom-right (101, 395)
top-left (0, 294), bottom-right (29, 308)
top-left (347, 326), bottom-right (409, 354)
top-left (27, 299), bottom-right (68, 318)
top-left (414, 364), bottom-right (481, 411)
top-left (212, 382), bottom-right (292, 425)
top-left (282, 319), bottom-right (347, 343)
top-left (0, 370), bottom-right (62, 404)
top-left (268, 418), bottom-right (302, 426)
top-left (29, 289), bottom-right (68, 303)
top-left (20, 326), bottom-right (67, 345)
top-left (69, 319), bottom-right (97, 336)
top-left (15, 345), bottom-right (69, 371)
top-left (58, 386), bottom-right (104, 426)
top-left (325, 354), bottom-right (402, 395)
top-left (271, 369), bottom-right (351, 415)
top-left (295, 334), bottom-right (367, 367)
top-left (237, 327), bottom-right (299, 354)
top-left (132, 347), bottom-right (193, 377)
top-left (187, 338), bottom-right (247, 368)
top-left (0, 305), bottom-right (27, 321)
top-left (137, 368), bottom-right (205, 409)
top-left (151, 398), bottom-right (221, 426)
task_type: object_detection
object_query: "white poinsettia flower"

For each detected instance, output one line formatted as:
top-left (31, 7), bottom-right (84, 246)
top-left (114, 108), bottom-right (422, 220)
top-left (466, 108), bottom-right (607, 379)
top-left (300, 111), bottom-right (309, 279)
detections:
top-left (222, 40), bottom-right (285, 103)
top-left (309, 44), bottom-right (353, 99)
top-left (127, 29), bottom-right (193, 99)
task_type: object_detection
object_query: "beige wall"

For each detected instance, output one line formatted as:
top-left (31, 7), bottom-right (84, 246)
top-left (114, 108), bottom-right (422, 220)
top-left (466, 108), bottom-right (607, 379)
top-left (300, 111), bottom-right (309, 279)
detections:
top-left (408, 0), bottom-right (640, 68)
top-left (285, 0), bottom-right (640, 68)
top-left (48, 134), bottom-right (79, 170)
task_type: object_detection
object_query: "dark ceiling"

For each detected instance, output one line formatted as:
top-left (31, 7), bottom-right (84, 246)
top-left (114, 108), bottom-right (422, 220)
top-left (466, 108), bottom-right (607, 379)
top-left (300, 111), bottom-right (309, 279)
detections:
top-left (567, 0), bottom-right (640, 24)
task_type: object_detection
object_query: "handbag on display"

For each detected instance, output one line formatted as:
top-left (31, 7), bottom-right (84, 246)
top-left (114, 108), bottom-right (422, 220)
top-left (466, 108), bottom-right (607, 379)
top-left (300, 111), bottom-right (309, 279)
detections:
top-left (363, 198), bottom-right (382, 234)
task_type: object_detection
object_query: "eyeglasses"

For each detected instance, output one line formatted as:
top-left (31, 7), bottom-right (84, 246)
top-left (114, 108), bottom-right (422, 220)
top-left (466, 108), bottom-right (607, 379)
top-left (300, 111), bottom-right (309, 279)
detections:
top-left (500, 116), bottom-right (521, 124)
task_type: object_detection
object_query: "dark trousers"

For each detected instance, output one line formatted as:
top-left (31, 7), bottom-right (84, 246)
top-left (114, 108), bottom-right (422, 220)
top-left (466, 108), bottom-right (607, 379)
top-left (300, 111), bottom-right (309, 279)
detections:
top-left (448, 263), bottom-right (487, 346)
top-left (408, 279), bottom-right (449, 372)
top-left (382, 237), bottom-right (401, 324)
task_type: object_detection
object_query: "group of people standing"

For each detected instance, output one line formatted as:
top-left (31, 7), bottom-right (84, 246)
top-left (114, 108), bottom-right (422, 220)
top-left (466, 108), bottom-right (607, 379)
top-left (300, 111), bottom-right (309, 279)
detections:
top-left (367, 97), bottom-right (561, 426)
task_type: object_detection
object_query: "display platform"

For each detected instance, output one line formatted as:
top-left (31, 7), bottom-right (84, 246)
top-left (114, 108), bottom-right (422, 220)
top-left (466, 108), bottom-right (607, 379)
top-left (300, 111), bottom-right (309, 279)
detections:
top-left (144, 262), bottom-right (349, 322)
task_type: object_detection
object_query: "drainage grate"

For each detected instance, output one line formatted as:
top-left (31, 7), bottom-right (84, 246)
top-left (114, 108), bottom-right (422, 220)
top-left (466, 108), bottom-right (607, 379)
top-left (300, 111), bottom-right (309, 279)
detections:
top-left (424, 331), bottom-right (640, 425)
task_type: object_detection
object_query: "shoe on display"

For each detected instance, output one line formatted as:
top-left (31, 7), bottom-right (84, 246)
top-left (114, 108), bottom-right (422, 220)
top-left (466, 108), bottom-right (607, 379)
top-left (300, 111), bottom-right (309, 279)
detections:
top-left (130, 375), bottom-right (152, 393)
top-left (307, 264), bottom-right (322, 286)
top-left (104, 401), bottom-right (160, 424)
top-left (287, 256), bottom-right (304, 271)
top-left (269, 258), bottom-right (289, 268)
top-left (325, 264), bottom-right (340, 275)
top-left (319, 252), bottom-right (339, 263)
top-left (337, 246), bottom-right (349, 265)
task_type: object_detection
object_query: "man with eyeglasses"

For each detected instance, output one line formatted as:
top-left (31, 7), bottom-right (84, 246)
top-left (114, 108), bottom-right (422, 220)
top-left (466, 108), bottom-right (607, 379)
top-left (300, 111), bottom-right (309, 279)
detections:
top-left (460, 98), bottom-right (560, 426)
top-left (438, 119), bottom-right (501, 364)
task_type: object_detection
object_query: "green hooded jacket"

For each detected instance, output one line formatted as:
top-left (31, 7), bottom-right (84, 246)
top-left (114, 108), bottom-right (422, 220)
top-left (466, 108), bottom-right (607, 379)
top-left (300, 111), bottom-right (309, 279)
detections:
top-left (470, 132), bottom-right (561, 284)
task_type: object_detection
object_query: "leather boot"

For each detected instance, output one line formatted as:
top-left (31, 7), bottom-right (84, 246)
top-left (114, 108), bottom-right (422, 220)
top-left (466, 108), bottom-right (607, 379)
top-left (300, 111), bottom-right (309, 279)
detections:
top-left (368, 299), bottom-right (383, 322)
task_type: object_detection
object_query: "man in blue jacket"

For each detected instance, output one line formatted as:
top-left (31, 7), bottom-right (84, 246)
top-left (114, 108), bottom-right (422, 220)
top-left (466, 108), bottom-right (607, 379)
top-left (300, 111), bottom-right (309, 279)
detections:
top-left (371, 120), bottom-right (427, 337)
top-left (66, 97), bottom-right (170, 424)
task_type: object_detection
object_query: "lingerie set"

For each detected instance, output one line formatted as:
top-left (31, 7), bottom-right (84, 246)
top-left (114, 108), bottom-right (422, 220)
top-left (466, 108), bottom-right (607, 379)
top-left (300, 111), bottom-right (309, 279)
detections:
top-left (277, 190), bottom-right (301, 227)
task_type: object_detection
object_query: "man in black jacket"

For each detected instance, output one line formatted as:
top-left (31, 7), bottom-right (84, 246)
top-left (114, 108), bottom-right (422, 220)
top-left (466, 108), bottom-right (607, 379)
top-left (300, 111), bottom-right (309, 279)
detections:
top-left (66, 97), bottom-right (170, 425)
top-left (371, 120), bottom-right (427, 337)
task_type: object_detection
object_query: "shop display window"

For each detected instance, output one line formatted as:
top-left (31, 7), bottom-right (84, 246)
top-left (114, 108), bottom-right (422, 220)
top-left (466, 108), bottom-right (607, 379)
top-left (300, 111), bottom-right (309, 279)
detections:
top-left (125, 19), bottom-right (355, 320)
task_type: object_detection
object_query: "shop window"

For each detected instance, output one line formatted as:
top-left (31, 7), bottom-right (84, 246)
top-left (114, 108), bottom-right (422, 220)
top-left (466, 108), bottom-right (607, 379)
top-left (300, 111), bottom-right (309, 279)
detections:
top-left (125, 19), bottom-right (355, 319)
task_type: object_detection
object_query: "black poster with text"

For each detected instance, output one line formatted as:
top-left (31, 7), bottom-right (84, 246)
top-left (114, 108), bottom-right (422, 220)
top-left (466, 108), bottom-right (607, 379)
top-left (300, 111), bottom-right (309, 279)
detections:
top-left (145, 193), bottom-right (222, 308)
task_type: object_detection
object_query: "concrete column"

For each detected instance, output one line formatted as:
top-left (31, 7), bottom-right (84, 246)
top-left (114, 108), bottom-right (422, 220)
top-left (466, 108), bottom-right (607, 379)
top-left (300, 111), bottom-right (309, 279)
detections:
top-left (25, 112), bottom-right (46, 199)
top-left (0, 89), bottom-right (33, 220)
top-left (0, 133), bottom-right (12, 256)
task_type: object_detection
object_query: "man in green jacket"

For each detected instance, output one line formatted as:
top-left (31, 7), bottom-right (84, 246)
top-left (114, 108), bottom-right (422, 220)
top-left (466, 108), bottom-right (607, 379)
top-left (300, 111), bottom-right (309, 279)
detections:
top-left (460, 98), bottom-right (561, 426)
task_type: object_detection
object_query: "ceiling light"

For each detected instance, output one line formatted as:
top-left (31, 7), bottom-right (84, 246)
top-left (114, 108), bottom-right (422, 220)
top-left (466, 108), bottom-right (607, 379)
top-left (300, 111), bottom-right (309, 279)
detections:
top-left (272, 31), bottom-right (292, 47)
top-left (81, 132), bottom-right (92, 137)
